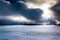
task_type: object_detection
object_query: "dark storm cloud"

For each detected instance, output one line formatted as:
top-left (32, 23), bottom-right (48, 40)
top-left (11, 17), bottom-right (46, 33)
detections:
top-left (0, 0), bottom-right (11, 15)
top-left (0, 0), bottom-right (43, 24)
top-left (0, 0), bottom-right (60, 25)
top-left (48, 18), bottom-right (56, 25)
top-left (51, 1), bottom-right (60, 21)
top-left (24, 9), bottom-right (42, 22)
top-left (22, 0), bottom-right (38, 3)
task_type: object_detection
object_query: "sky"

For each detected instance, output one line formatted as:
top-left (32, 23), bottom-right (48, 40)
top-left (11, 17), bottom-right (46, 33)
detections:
top-left (0, 0), bottom-right (60, 25)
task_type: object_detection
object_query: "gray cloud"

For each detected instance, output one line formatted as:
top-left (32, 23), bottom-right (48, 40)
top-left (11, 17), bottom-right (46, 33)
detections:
top-left (0, 0), bottom-right (43, 24)
top-left (0, 0), bottom-right (60, 25)
top-left (51, 1), bottom-right (60, 21)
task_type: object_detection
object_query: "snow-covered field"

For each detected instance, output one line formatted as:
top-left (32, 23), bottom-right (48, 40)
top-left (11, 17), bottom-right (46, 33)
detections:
top-left (0, 25), bottom-right (60, 40)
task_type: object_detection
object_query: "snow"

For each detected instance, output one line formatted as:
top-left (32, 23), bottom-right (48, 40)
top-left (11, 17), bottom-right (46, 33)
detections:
top-left (0, 25), bottom-right (60, 40)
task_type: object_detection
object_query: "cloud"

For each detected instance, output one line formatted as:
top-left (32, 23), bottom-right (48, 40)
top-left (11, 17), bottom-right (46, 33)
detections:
top-left (51, 0), bottom-right (60, 21)
top-left (0, 15), bottom-right (35, 25)
top-left (0, 0), bottom-right (59, 25)
top-left (5, 15), bottom-right (35, 23)
top-left (0, 0), bottom-right (43, 24)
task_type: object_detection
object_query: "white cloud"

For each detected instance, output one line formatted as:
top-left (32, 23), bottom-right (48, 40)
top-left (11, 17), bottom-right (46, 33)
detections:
top-left (18, 1), bottom-right (25, 4)
top-left (0, 15), bottom-right (35, 23)
top-left (2, 0), bottom-right (11, 5)
top-left (25, 0), bottom-right (57, 19)
top-left (55, 20), bottom-right (60, 24)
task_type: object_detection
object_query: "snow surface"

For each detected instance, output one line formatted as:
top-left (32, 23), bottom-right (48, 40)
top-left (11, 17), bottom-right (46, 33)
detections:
top-left (0, 25), bottom-right (60, 40)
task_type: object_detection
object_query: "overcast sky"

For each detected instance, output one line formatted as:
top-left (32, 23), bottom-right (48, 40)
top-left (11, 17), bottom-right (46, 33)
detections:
top-left (0, 0), bottom-right (60, 25)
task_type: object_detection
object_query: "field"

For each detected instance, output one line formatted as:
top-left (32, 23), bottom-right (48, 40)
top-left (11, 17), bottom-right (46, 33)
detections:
top-left (0, 25), bottom-right (60, 40)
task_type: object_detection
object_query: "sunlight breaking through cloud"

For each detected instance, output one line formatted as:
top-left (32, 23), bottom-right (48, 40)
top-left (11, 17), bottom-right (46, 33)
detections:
top-left (25, 0), bottom-right (57, 19)
top-left (41, 3), bottom-right (53, 19)
top-left (0, 0), bottom-right (59, 24)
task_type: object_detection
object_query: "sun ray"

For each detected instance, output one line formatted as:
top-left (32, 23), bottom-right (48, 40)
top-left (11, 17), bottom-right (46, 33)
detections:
top-left (25, 0), bottom-right (57, 20)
